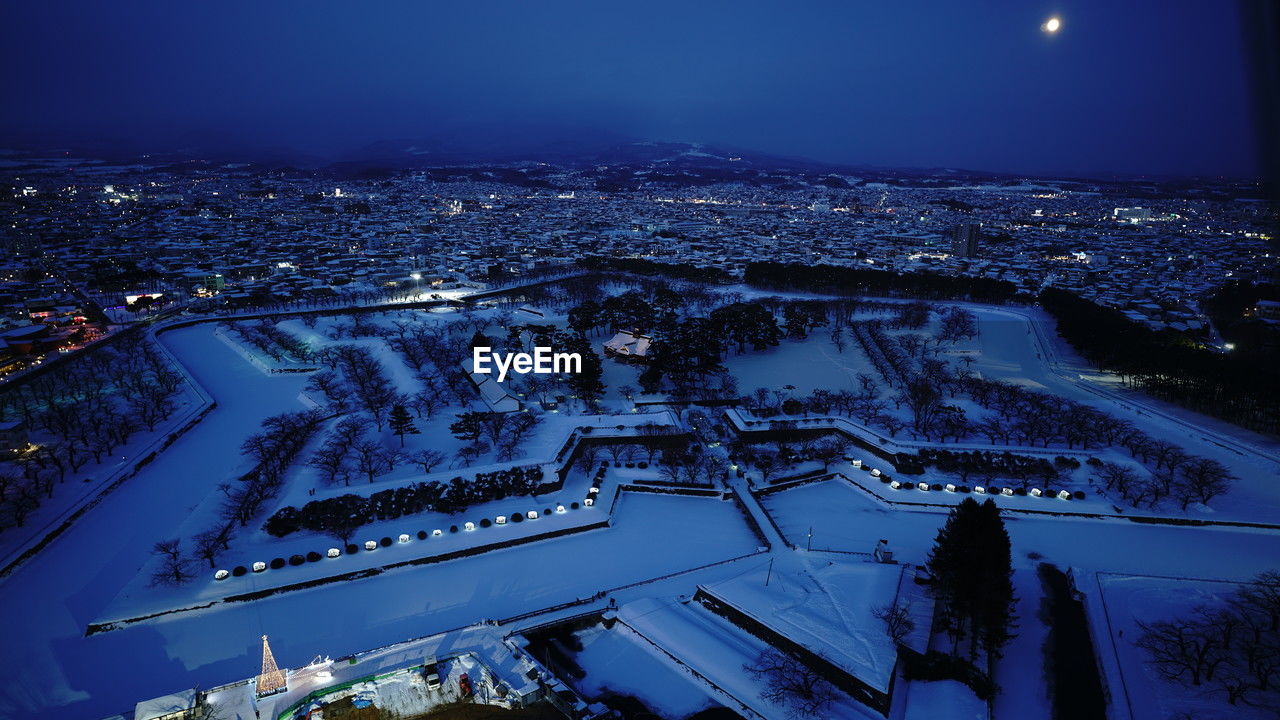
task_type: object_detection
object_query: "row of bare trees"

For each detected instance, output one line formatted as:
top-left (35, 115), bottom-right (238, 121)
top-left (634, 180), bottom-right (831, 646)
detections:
top-left (1137, 570), bottom-right (1280, 709)
top-left (0, 334), bottom-right (184, 531)
top-left (151, 409), bottom-right (325, 586)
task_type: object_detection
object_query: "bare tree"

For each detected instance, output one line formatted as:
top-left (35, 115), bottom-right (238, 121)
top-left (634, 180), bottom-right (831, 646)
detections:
top-left (873, 601), bottom-right (916, 646)
top-left (743, 649), bottom-right (837, 718)
top-left (193, 529), bottom-right (226, 568)
top-left (657, 451), bottom-right (685, 484)
top-left (352, 439), bottom-right (394, 483)
top-left (150, 538), bottom-right (196, 586)
top-left (409, 449), bottom-right (447, 473)
top-left (1175, 457), bottom-right (1234, 509)
top-left (1136, 613), bottom-right (1224, 687)
top-left (308, 442), bottom-right (350, 486)
top-left (810, 438), bottom-right (848, 471)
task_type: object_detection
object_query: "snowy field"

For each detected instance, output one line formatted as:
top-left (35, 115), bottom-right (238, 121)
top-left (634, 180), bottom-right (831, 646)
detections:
top-left (759, 478), bottom-right (1280, 580)
top-left (568, 622), bottom-right (721, 717)
top-left (0, 489), bottom-right (758, 719)
top-left (2, 286), bottom-right (1278, 720)
top-left (615, 595), bottom-right (883, 719)
top-left (761, 477), bottom-right (1280, 720)
top-left (1092, 573), bottom-right (1271, 720)
top-left (0, 340), bottom-right (207, 565)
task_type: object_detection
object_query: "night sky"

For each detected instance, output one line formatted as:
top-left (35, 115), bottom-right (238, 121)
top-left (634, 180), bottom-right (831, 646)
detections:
top-left (0, 1), bottom-right (1266, 177)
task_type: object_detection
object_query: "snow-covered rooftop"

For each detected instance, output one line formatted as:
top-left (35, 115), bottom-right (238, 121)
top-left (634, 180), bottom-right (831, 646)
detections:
top-left (697, 558), bottom-right (905, 693)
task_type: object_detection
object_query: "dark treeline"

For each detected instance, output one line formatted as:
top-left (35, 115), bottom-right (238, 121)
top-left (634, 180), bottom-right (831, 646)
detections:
top-left (577, 255), bottom-right (733, 283)
top-left (263, 464), bottom-right (547, 541)
top-left (1201, 280), bottom-right (1280, 355)
top-left (744, 262), bottom-right (1021, 303)
top-left (1039, 288), bottom-right (1280, 434)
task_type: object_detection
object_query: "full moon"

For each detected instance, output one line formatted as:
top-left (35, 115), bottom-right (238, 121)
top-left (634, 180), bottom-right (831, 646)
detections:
top-left (1043, 16), bottom-right (1062, 33)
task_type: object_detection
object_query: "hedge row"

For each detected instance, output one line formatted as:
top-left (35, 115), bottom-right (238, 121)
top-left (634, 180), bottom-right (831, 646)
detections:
top-left (264, 464), bottom-right (546, 538)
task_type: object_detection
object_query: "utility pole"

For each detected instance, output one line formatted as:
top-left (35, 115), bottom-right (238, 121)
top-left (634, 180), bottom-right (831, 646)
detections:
top-left (806, 526), bottom-right (813, 551)
top-left (765, 557), bottom-right (774, 587)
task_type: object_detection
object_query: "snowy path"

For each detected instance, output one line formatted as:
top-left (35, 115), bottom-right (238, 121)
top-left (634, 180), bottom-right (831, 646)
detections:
top-left (961, 305), bottom-right (1280, 522)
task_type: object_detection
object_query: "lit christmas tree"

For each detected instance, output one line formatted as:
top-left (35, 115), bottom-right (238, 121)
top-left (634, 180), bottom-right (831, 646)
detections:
top-left (255, 634), bottom-right (287, 697)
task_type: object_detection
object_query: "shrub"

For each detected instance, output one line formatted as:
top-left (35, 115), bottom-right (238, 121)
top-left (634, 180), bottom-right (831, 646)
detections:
top-left (288, 554), bottom-right (305, 566)
top-left (511, 512), bottom-right (524, 523)
top-left (901, 650), bottom-right (996, 700)
top-left (638, 462), bottom-right (648, 469)
top-left (232, 566), bottom-right (248, 577)
top-left (543, 508), bottom-right (552, 515)
top-left (262, 465), bottom-right (546, 539)
top-left (449, 525), bottom-right (459, 533)
top-left (958, 485), bottom-right (970, 493)
top-left (306, 551), bottom-right (321, 562)
top-left (881, 476), bottom-right (892, 484)
top-left (625, 462), bottom-right (635, 468)
top-left (1074, 490), bottom-right (1086, 499)
top-left (270, 558), bottom-right (286, 569)
top-left (1086, 457), bottom-right (1103, 467)
top-left (264, 506), bottom-right (302, 537)
top-left (417, 530), bottom-right (428, 540)
top-left (480, 518), bottom-right (492, 528)
top-left (1014, 487), bottom-right (1027, 496)
top-left (570, 502), bottom-right (579, 509)
top-left (379, 537), bottom-right (392, 547)
top-left (931, 483), bottom-right (943, 491)
top-left (346, 543), bottom-right (359, 554)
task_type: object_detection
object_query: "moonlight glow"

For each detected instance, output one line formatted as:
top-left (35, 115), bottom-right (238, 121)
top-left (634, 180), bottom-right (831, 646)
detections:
top-left (1043, 16), bottom-right (1062, 33)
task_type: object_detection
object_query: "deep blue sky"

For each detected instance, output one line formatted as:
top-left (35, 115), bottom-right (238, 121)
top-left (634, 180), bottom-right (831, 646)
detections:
top-left (0, 1), bottom-right (1265, 177)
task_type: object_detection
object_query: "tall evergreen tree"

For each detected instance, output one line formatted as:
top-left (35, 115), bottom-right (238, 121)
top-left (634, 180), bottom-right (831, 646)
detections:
top-left (927, 498), bottom-right (1017, 659)
top-left (388, 403), bottom-right (419, 447)
top-left (558, 332), bottom-right (605, 408)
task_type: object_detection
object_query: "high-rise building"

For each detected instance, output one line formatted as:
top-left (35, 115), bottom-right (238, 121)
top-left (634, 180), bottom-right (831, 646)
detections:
top-left (1113, 207), bottom-right (1153, 223)
top-left (951, 223), bottom-right (981, 258)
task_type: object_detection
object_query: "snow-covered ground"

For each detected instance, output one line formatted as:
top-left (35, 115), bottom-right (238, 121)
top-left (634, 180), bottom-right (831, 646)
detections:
top-left (759, 478), bottom-right (1280, 580)
top-left (968, 306), bottom-right (1280, 522)
top-left (3, 289), bottom-right (1278, 720)
top-left (568, 622), bottom-right (721, 717)
top-left (0, 488), bottom-right (758, 718)
top-left (1088, 573), bottom-right (1271, 720)
top-left (0, 339), bottom-right (207, 567)
top-left (614, 594), bottom-right (883, 719)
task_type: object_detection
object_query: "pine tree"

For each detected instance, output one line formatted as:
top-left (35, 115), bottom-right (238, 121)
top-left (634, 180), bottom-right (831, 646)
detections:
top-left (559, 332), bottom-right (605, 408)
top-left (973, 499), bottom-right (1016, 658)
top-left (388, 403), bottom-right (419, 447)
top-left (927, 498), bottom-right (980, 653)
top-left (926, 498), bottom-right (1016, 659)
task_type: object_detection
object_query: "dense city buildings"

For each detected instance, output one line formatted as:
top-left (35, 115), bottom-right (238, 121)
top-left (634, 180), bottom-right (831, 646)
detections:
top-left (2, 147), bottom-right (1274, 354)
